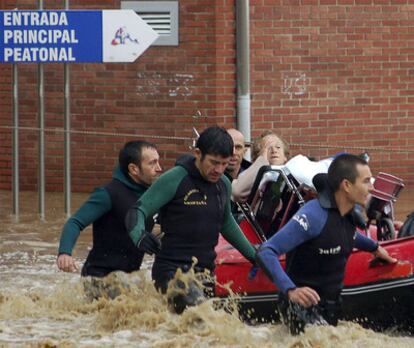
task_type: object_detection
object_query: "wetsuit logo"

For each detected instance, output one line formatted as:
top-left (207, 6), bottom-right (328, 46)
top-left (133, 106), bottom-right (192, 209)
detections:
top-left (292, 214), bottom-right (309, 231)
top-left (318, 246), bottom-right (341, 255)
top-left (183, 189), bottom-right (207, 206)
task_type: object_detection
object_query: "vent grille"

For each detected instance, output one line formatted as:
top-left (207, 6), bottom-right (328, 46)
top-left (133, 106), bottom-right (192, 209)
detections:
top-left (138, 12), bottom-right (171, 35)
top-left (121, 1), bottom-right (179, 46)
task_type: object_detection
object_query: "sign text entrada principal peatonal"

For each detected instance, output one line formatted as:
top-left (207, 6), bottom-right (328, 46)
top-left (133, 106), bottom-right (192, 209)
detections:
top-left (3, 12), bottom-right (77, 62)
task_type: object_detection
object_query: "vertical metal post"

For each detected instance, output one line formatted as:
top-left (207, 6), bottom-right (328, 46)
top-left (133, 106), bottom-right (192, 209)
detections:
top-left (64, 61), bottom-right (71, 217)
top-left (236, 0), bottom-right (251, 160)
top-left (64, 0), bottom-right (71, 216)
top-left (38, 0), bottom-right (45, 220)
top-left (12, 64), bottom-right (19, 219)
top-left (38, 64), bottom-right (45, 220)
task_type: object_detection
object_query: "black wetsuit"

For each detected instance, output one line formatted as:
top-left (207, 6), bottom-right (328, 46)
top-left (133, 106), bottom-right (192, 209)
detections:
top-left (58, 166), bottom-right (153, 277)
top-left (128, 155), bottom-right (256, 294)
top-left (256, 174), bottom-right (378, 332)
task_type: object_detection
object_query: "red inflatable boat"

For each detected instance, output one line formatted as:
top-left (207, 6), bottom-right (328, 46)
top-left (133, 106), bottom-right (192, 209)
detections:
top-left (214, 164), bottom-right (414, 331)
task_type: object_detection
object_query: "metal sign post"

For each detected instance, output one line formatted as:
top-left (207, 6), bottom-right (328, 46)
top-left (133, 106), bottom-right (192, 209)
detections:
top-left (64, 0), bottom-right (71, 217)
top-left (38, 59), bottom-right (45, 220)
top-left (12, 64), bottom-right (19, 219)
top-left (37, 0), bottom-right (45, 220)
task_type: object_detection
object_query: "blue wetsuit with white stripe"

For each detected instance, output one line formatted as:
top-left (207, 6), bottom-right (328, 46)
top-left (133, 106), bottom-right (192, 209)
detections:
top-left (256, 189), bottom-right (378, 301)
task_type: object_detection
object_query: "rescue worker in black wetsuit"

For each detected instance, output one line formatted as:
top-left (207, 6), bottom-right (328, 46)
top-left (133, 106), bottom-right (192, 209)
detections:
top-left (255, 154), bottom-right (397, 334)
top-left (126, 126), bottom-right (256, 314)
top-left (57, 140), bottom-right (162, 299)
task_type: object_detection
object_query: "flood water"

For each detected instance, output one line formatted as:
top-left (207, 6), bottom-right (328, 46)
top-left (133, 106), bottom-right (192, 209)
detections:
top-left (0, 188), bottom-right (413, 348)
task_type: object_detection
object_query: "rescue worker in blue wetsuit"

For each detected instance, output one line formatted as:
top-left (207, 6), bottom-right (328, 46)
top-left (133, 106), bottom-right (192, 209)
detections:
top-left (57, 140), bottom-right (162, 299)
top-left (126, 126), bottom-right (257, 314)
top-left (255, 154), bottom-right (397, 334)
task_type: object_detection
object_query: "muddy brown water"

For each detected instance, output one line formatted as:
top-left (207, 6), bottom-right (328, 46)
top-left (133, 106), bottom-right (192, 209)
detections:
top-left (0, 189), bottom-right (413, 348)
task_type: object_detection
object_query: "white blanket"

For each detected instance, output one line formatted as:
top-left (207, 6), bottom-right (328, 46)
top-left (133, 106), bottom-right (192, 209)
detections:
top-left (283, 154), bottom-right (333, 189)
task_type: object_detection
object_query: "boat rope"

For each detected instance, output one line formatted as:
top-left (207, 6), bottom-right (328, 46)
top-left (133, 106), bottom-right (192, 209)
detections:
top-left (0, 125), bottom-right (190, 141)
top-left (1, 125), bottom-right (414, 154)
top-left (288, 141), bottom-right (414, 154)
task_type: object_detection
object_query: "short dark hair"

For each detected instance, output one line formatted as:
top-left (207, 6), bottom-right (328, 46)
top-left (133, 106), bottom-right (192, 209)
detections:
top-left (328, 154), bottom-right (368, 191)
top-left (119, 140), bottom-right (157, 175)
top-left (196, 125), bottom-right (233, 158)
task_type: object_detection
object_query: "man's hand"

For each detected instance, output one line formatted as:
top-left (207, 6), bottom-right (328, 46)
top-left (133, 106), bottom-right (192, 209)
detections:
top-left (287, 287), bottom-right (320, 308)
top-left (373, 245), bottom-right (397, 264)
top-left (137, 231), bottom-right (163, 255)
top-left (57, 254), bottom-right (79, 273)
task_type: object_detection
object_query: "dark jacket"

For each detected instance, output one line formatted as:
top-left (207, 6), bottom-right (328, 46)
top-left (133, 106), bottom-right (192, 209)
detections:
top-left (224, 158), bottom-right (251, 182)
top-left (127, 154), bottom-right (256, 287)
top-left (155, 155), bottom-right (228, 271)
top-left (225, 158), bottom-right (251, 216)
top-left (58, 166), bottom-right (152, 277)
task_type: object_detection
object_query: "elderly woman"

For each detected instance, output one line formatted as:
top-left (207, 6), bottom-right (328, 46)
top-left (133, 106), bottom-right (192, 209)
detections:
top-left (232, 131), bottom-right (289, 203)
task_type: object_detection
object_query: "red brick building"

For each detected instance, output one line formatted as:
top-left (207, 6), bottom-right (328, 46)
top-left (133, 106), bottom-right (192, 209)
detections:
top-left (1, 0), bottom-right (413, 194)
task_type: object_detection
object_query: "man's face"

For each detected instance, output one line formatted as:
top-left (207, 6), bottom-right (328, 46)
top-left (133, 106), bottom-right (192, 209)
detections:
top-left (347, 164), bottom-right (374, 206)
top-left (132, 147), bottom-right (162, 186)
top-left (227, 130), bottom-right (246, 171)
top-left (195, 150), bottom-right (230, 183)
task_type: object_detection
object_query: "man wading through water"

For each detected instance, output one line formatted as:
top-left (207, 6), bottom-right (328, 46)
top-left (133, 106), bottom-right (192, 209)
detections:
top-left (57, 140), bottom-right (162, 299)
top-left (255, 154), bottom-right (396, 334)
top-left (126, 126), bottom-right (256, 313)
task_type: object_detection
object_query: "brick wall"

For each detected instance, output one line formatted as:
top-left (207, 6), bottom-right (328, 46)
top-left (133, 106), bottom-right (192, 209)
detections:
top-left (0, 0), bottom-right (413, 194)
top-left (250, 0), bottom-right (414, 184)
top-left (0, 0), bottom-right (237, 192)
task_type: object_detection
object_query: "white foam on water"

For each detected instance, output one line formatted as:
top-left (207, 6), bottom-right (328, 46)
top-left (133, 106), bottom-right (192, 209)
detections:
top-left (1, 191), bottom-right (414, 347)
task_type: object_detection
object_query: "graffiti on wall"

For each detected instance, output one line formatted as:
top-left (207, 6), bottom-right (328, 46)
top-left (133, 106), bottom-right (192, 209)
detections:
top-left (282, 72), bottom-right (308, 98)
top-left (136, 72), bottom-right (194, 97)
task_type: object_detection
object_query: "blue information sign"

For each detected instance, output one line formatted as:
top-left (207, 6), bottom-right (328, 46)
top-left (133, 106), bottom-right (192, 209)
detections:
top-left (0, 11), bottom-right (102, 63)
top-left (0, 10), bottom-right (158, 63)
